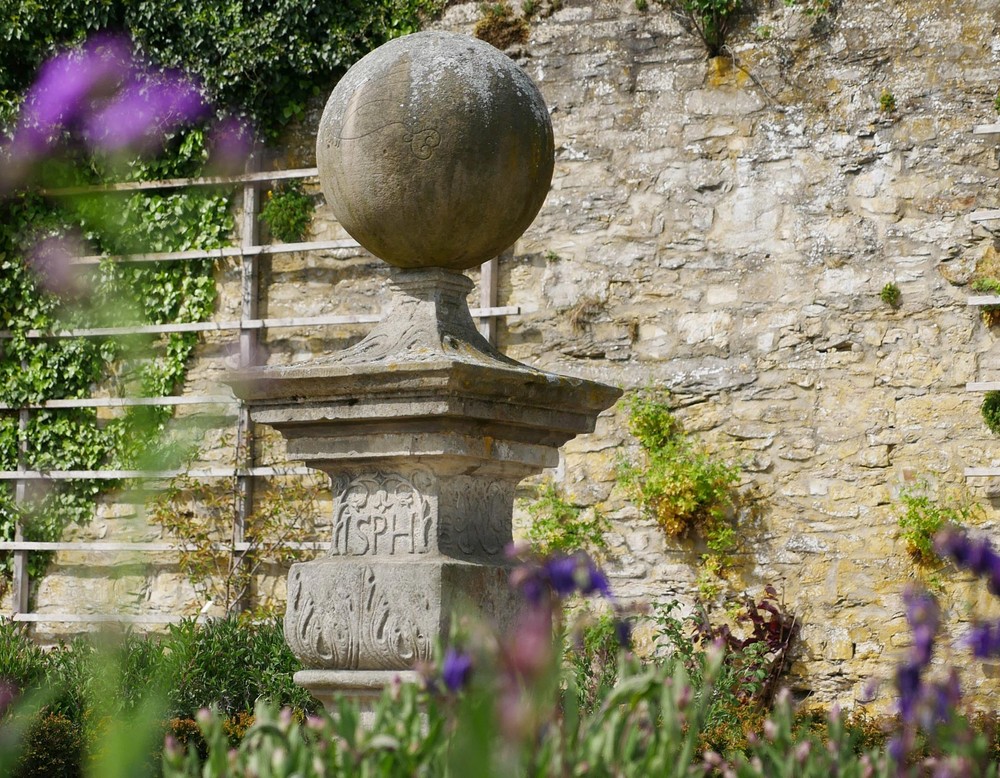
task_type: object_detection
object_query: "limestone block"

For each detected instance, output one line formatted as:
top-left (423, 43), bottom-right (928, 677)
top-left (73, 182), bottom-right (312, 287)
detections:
top-left (285, 557), bottom-right (516, 671)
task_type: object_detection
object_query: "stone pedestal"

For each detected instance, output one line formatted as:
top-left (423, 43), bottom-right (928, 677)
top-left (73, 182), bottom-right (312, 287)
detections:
top-left (228, 30), bottom-right (621, 710)
top-left (231, 269), bottom-right (619, 705)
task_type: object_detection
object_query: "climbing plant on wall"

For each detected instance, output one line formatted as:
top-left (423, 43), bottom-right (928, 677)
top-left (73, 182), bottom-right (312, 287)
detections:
top-left (0, 0), bottom-right (444, 591)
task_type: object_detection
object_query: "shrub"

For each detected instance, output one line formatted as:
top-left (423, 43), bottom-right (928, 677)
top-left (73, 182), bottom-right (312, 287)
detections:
top-left (260, 182), bottom-right (314, 243)
top-left (880, 282), bottom-right (901, 307)
top-left (656, 0), bottom-right (744, 57)
top-left (14, 713), bottom-right (83, 778)
top-left (982, 391), bottom-right (1000, 436)
top-left (524, 482), bottom-right (610, 558)
top-left (879, 89), bottom-right (896, 113)
top-left (972, 277), bottom-right (1000, 327)
top-left (896, 481), bottom-right (979, 566)
top-left (474, 1), bottom-right (530, 50)
top-left (617, 392), bottom-right (740, 569)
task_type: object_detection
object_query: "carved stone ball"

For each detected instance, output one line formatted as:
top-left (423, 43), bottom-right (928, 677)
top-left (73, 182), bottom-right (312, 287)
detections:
top-left (316, 31), bottom-right (554, 270)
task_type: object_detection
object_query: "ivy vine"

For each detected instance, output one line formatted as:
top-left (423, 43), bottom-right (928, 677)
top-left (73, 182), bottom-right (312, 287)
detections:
top-left (0, 0), bottom-right (444, 593)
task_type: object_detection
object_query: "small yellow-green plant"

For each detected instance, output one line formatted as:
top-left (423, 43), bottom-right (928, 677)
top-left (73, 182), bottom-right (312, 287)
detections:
top-left (474, 1), bottom-right (529, 49)
top-left (972, 277), bottom-right (1000, 327)
top-left (896, 481), bottom-right (980, 565)
top-left (879, 89), bottom-right (896, 113)
top-left (260, 182), bottom-right (314, 243)
top-left (525, 482), bottom-right (610, 558)
top-left (982, 391), bottom-right (1000, 436)
top-left (616, 392), bottom-right (740, 569)
top-left (993, 89), bottom-right (1000, 115)
top-left (880, 282), bottom-right (901, 308)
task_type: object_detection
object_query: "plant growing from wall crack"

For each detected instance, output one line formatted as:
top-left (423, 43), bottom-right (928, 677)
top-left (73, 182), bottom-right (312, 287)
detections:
top-left (524, 481), bottom-right (610, 559)
top-left (616, 391), bottom-right (742, 578)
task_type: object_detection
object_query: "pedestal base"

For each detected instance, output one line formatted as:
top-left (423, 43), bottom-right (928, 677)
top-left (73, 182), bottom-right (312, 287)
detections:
top-left (296, 669), bottom-right (421, 721)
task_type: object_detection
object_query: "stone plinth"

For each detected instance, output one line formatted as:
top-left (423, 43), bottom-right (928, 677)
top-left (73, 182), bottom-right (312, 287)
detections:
top-left (229, 30), bottom-right (619, 711)
top-left (230, 268), bottom-right (620, 704)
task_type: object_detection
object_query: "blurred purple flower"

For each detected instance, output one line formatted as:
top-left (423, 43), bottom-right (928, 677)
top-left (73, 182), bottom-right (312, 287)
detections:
top-left (206, 115), bottom-right (255, 175)
top-left (13, 34), bottom-right (133, 156)
top-left (895, 662), bottom-right (921, 739)
top-left (441, 647), bottom-right (473, 692)
top-left (26, 232), bottom-right (88, 297)
top-left (614, 617), bottom-right (632, 649)
top-left (544, 555), bottom-right (579, 596)
top-left (935, 529), bottom-right (1000, 595)
top-left (967, 620), bottom-right (1000, 659)
top-left (2, 33), bottom-right (226, 191)
top-left (84, 70), bottom-right (206, 153)
top-left (512, 551), bottom-right (616, 605)
top-left (504, 605), bottom-right (553, 682)
top-left (903, 587), bottom-right (939, 667)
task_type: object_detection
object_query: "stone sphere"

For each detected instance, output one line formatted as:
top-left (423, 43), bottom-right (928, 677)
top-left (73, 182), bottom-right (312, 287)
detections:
top-left (316, 31), bottom-right (554, 270)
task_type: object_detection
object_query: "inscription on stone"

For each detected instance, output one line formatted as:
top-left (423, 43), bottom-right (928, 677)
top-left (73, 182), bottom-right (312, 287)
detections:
top-left (330, 469), bottom-right (434, 556)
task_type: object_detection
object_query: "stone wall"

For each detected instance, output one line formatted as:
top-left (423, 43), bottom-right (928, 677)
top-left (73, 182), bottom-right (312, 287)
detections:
top-left (16, 0), bottom-right (1000, 709)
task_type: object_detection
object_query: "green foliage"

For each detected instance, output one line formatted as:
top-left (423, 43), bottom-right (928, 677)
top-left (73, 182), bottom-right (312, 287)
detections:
top-left (564, 611), bottom-right (623, 714)
top-left (524, 482), bottom-right (610, 558)
top-left (617, 392), bottom-right (741, 570)
top-left (972, 277), bottom-right (1000, 326)
top-left (994, 90), bottom-right (1000, 115)
top-left (1, 1), bottom-right (444, 591)
top-left (782, 0), bottom-right (832, 16)
top-left (636, 0), bottom-right (649, 10)
top-left (879, 89), bottom-right (897, 113)
top-left (983, 391), bottom-right (1000, 436)
top-left (880, 282), bottom-right (901, 307)
top-left (149, 472), bottom-right (323, 613)
top-left (15, 713), bottom-right (83, 778)
top-left (896, 481), bottom-right (980, 565)
top-left (474, 1), bottom-right (530, 50)
top-left (655, 0), bottom-right (744, 57)
top-left (0, 1), bottom-right (445, 141)
top-left (260, 182), bottom-right (315, 243)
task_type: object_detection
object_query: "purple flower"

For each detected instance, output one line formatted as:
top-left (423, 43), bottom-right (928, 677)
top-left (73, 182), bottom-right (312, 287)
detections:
top-left (15, 34), bottom-right (133, 154)
top-left (26, 232), bottom-right (88, 297)
top-left (441, 648), bottom-right (473, 692)
top-left (206, 116), bottom-right (255, 175)
top-left (967, 621), bottom-right (1000, 659)
top-left (896, 662), bottom-right (922, 722)
top-left (935, 529), bottom-right (1000, 594)
top-left (544, 555), bottom-right (579, 596)
top-left (84, 71), bottom-right (206, 153)
top-left (614, 618), bottom-right (632, 649)
top-left (902, 587), bottom-right (939, 668)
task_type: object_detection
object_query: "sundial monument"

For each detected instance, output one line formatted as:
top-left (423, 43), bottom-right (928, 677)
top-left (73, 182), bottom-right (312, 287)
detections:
top-left (231, 31), bottom-right (621, 708)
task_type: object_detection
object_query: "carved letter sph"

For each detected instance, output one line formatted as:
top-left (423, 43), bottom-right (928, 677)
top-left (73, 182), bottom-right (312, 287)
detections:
top-left (330, 469), bottom-right (434, 556)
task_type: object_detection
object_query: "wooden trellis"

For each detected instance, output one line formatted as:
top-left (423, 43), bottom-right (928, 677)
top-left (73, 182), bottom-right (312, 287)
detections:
top-left (0, 166), bottom-right (518, 624)
top-left (965, 122), bottom-right (1000, 480)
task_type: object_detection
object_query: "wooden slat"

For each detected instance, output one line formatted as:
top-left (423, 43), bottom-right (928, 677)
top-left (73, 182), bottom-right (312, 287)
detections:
top-left (970, 209), bottom-right (1000, 223)
top-left (0, 395), bottom-right (235, 410)
top-left (0, 540), bottom-right (331, 552)
top-left (478, 256), bottom-right (500, 344)
top-left (70, 238), bottom-right (362, 266)
top-left (966, 467), bottom-right (1000, 477)
top-left (12, 612), bottom-right (188, 624)
top-left (43, 167), bottom-right (319, 196)
top-left (1, 306), bottom-right (519, 340)
top-left (0, 465), bottom-right (314, 480)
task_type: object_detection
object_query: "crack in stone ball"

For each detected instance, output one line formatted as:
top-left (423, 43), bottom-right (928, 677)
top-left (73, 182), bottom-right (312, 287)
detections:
top-left (316, 31), bottom-right (555, 271)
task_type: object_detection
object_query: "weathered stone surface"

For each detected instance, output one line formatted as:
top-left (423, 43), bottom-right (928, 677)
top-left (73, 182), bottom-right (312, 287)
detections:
top-left (316, 31), bottom-right (554, 270)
